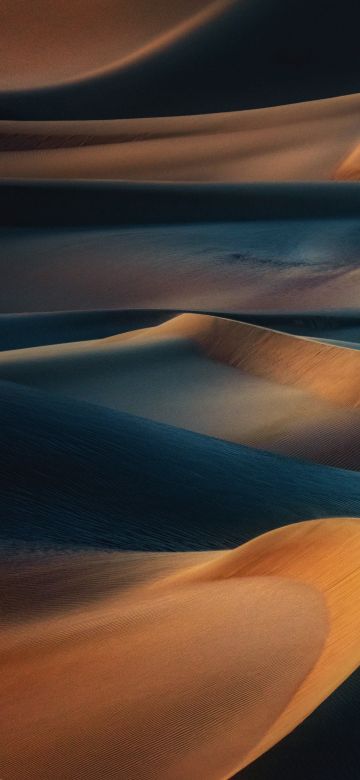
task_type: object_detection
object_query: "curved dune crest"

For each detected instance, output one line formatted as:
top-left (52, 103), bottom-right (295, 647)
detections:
top-left (1, 519), bottom-right (359, 778)
top-left (1, 313), bottom-right (359, 470)
top-left (1, 312), bottom-right (360, 409)
top-left (166, 517), bottom-right (360, 773)
top-left (160, 313), bottom-right (360, 408)
top-left (334, 142), bottom-right (360, 180)
top-left (0, 93), bottom-right (359, 182)
top-left (2, 379), bottom-right (360, 553)
top-left (0, 0), bottom-right (234, 91)
top-left (1, 0), bottom-right (360, 119)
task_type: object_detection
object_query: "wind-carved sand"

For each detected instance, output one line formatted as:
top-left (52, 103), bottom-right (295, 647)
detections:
top-left (1, 518), bottom-right (359, 779)
top-left (0, 93), bottom-right (359, 181)
top-left (0, 0), bottom-right (234, 91)
top-left (1, 313), bottom-right (359, 469)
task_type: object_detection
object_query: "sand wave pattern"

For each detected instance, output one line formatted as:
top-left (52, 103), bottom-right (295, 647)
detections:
top-left (1, 1), bottom-right (360, 777)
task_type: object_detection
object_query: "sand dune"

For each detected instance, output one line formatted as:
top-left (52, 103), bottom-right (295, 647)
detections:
top-left (1, 0), bottom-right (359, 776)
top-left (1, 518), bottom-right (359, 779)
top-left (0, 314), bottom-right (359, 469)
top-left (0, 0), bottom-right (232, 91)
top-left (1, 216), bottom-right (360, 314)
top-left (2, 309), bottom-right (360, 352)
top-left (0, 94), bottom-right (359, 181)
top-left (1, 1), bottom-right (360, 119)
top-left (3, 379), bottom-right (360, 552)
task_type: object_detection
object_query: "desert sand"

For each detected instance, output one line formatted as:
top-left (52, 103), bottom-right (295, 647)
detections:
top-left (1, 0), bottom-right (360, 776)
top-left (1, 518), bottom-right (359, 779)
top-left (335, 142), bottom-right (360, 180)
top-left (0, 93), bottom-right (359, 181)
top-left (1, 0), bottom-right (359, 120)
top-left (1, 217), bottom-right (360, 313)
top-left (0, 0), bottom-right (233, 91)
top-left (2, 378), bottom-right (360, 553)
top-left (0, 314), bottom-right (359, 469)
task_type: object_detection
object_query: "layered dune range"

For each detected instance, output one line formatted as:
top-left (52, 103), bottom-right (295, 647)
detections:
top-left (1, 0), bottom-right (360, 775)
top-left (0, 93), bottom-right (359, 181)
top-left (1, 518), bottom-right (360, 780)
top-left (1, 313), bottom-right (359, 470)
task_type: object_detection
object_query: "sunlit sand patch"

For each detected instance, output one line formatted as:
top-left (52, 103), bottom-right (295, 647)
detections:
top-left (334, 142), bottom-right (360, 180)
top-left (0, 0), bottom-right (234, 90)
top-left (0, 518), bottom-right (359, 778)
top-left (0, 93), bottom-right (359, 181)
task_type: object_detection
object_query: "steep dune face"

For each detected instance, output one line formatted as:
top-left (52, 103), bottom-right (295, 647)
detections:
top-left (168, 314), bottom-right (360, 407)
top-left (0, 0), bottom-right (232, 90)
top-left (2, 380), bottom-right (360, 553)
top-left (1, 519), bottom-right (359, 779)
top-left (0, 314), bottom-right (359, 470)
top-left (1, 0), bottom-right (360, 118)
top-left (0, 93), bottom-right (359, 181)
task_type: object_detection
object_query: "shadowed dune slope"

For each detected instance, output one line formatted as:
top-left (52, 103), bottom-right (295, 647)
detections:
top-left (1, 519), bottom-right (360, 779)
top-left (0, 94), bottom-right (359, 181)
top-left (1, 379), bottom-right (360, 551)
top-left (0, 314), bottom-right (359, 469)
top-left (1, 1), bottom-right (360, 118)
top-left (1, 218), bottom-right (360, 314)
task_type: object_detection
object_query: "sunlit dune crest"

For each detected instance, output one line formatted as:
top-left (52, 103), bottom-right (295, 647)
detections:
top-left (0, 0), bottom-right (234, 91)
top-left (1, 519), bottom-right (359, 779)
top-left (334, 142), bottom-right (360, 180)
top-left (0, 93), bottom-right (359, 181)
top-left (0, 313), bottom-right (359, 469)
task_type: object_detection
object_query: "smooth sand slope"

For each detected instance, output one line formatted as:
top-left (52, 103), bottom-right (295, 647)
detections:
top-left (1, 0), bottom-right (359, 118)
top-left (1, 519), bottom-right (359, 779)
top-left (0, 94), bottom-right (359, 181)
top-left (335, 142), bottom-right (360, 180)
top-left (1, 218), bottom-right (360, 312)
top-left (1, 314), bottom-right (359, 469)
top-left (0, 0), bottom-right (233, 91)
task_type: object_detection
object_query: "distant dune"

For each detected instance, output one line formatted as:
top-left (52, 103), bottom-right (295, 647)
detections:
top-left (0, 314), bottom-right (359, 469)
top-left (0, 94), bottom-right (359, 181)
top-left (1, 0), bottom-right (360, 118)
top-left (1, 217), bottom-right (359, 314)
top-left (1, 518), bottom-right (359, 779)
top-left (0, 0), bottom-right (233, 91)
